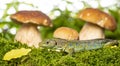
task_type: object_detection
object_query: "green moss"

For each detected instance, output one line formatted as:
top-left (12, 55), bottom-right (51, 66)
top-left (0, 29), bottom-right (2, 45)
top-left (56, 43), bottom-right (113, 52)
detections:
top-left (0, 36), bottom-right (120, 66)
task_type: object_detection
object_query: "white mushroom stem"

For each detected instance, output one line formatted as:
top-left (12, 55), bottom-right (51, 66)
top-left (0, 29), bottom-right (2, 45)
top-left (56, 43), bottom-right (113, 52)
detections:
top-left (79, 23), bottom-right (105, 40)
top-left (15, 23), bottom-right (42, 48)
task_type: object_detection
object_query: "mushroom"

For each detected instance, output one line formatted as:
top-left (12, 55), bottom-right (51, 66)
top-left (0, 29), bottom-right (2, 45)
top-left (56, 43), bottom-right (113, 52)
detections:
top-left (10, 11), bottom-right (52, 48)
top-left (53, 27), bottom-right (79, 40)
top-left (78, 8), bottom-right (117, 40)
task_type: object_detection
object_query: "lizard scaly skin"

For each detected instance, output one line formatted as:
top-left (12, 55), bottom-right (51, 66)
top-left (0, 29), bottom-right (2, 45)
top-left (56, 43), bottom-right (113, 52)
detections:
top-left (40, 38), bottom-right (119, 54)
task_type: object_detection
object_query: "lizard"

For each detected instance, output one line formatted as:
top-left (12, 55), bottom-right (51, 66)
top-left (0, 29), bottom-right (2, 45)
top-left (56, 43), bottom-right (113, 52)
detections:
top-left (39, 38), bottom-right (119, 54)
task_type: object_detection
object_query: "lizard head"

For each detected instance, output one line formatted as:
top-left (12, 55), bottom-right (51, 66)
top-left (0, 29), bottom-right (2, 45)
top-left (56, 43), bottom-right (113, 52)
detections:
top-left (40, 39), bottom-right (57, 48)
top-left (39, 38), bottom-right (68, 50)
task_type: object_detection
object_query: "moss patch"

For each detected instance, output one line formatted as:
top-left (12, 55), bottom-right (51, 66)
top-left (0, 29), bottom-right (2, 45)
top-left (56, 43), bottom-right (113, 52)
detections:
top-left (0, 36), bottom-right (120, 66)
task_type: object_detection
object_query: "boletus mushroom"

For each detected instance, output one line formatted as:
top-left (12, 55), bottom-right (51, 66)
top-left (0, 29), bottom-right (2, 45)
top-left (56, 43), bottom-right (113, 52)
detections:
top-left (53, 27), bottom-right (79, 40)
top-left (78, 8), bottom-right (117, 40)
top-left (10, 11), bottom-right (52, 48)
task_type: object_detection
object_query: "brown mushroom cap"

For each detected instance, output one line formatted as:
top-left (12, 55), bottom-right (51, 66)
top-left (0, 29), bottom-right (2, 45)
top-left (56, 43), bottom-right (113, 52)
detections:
top-left (78, 8), bottom-right (116, 31)
top-left (53, 27), bottom-right (79, 40)
top-left (10, 11), bottom-right (53, 27)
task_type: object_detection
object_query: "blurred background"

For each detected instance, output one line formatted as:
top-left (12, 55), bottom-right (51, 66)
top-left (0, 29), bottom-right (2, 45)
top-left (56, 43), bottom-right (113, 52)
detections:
top-left (0, 0), bottom-right (120, 40)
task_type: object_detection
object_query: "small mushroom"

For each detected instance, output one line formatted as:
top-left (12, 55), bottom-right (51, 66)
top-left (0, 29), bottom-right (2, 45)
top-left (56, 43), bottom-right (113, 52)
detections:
top-left (78, 8), bottom-right (117, 40)
top-left (10, 11), bottom-right (52, 48)
top-left (53, 27), bottom-right (79, 40)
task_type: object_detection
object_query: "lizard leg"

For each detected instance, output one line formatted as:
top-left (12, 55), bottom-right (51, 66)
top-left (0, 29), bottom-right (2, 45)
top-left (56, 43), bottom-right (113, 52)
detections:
top-left (66, 48), bottom-right (75, 56)
top-left (103, 40), bottom-right (119, 48)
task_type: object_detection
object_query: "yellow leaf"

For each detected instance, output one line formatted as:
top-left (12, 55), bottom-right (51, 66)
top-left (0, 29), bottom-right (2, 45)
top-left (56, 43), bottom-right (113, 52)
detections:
top-left (3, 48), bottom-right (31, 61)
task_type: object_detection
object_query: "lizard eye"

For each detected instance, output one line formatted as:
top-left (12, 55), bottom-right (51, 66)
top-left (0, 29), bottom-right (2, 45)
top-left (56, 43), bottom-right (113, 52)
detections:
top-left (46, 41), bottom-right (49, 44)
top-left (51, 40), bottom-right (57, 45)
top-left (55, 42), bottom-right (57, 45)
